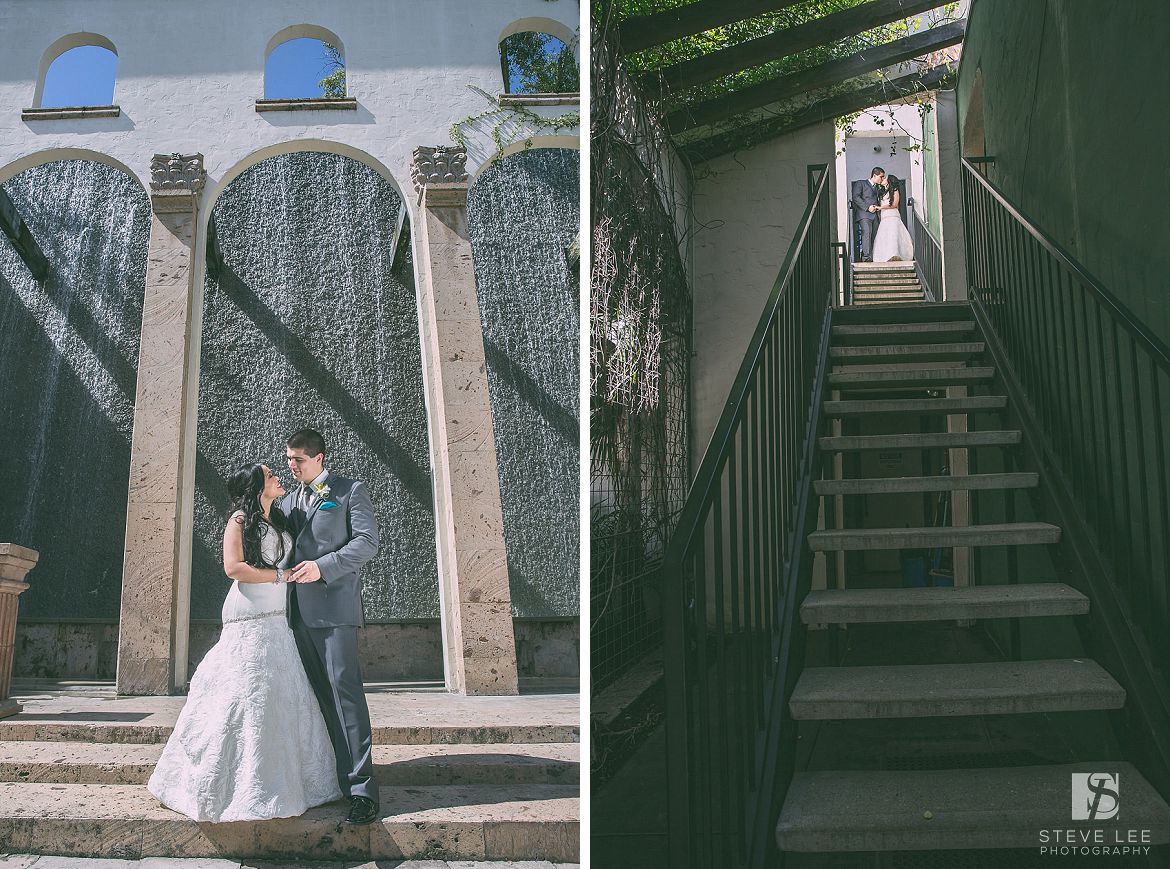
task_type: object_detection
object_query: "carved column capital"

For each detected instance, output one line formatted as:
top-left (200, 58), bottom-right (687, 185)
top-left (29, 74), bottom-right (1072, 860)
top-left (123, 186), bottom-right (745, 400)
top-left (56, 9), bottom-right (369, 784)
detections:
top-left (411, 146), bottom-right (468, 206)
top-left (149, 153), bottom-right (206, 213)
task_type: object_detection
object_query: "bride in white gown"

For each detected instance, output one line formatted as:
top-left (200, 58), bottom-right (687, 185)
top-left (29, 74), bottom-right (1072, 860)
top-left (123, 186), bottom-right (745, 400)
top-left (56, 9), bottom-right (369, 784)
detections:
top-left (147, 462), bottom-right (342, 822)
top-left (871, 184), bottom-right (915, 263)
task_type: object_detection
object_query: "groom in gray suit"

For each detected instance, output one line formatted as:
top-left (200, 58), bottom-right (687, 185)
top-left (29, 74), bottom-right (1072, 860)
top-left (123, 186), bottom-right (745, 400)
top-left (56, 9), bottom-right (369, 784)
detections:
top-left (851, 166), bottom-right (886, 262)
top-left (281, 428), bottom-right (380, 825)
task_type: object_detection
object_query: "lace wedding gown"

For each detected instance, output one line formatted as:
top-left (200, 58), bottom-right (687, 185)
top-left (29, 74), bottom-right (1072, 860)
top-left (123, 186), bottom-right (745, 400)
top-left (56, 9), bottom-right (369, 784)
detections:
top-left (872, 193), bottom-right (915, 263)
top-left (147, 515), bottom-right (342, 821)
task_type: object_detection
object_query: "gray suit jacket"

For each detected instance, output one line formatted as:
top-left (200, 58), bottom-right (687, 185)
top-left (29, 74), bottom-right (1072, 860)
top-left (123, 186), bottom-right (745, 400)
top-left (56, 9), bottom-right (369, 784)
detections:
top-left (280, 473), bottom-right (379, 628)
top-left (852, 180), bottom-right (879, 222)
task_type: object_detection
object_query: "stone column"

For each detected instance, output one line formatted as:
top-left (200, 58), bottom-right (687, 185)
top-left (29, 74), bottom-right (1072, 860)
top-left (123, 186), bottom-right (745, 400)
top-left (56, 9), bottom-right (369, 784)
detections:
top-left (116, 154), bottom-right (205, 695)
top-left (935, 90), bottom-right (969, 300)
top-left (411, 146), bottom-right (519, 696)
top-left (0, 545), bottom-right (36, 718)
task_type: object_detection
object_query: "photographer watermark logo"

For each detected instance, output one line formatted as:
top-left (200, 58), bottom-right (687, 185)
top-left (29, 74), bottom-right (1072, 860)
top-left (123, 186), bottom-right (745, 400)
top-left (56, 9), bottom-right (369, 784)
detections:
top-left (1072, 772), bottom-right (1120, 821)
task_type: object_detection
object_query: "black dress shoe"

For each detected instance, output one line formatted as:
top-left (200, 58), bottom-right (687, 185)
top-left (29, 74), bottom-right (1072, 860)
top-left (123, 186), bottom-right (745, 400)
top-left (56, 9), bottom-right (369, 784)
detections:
top-left (345, 795), bottom-right (378, 825)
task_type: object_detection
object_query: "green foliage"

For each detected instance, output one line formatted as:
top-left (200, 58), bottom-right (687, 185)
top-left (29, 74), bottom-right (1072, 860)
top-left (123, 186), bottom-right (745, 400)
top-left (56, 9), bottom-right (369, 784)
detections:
top-left (609, 0), bottom-right (961, 151)
top-left (318, 42), bottom-right (346, 98)
top-left (501, 31), bottom-right (581, 94)
top-left (450, 86), bottom-right (580, 157)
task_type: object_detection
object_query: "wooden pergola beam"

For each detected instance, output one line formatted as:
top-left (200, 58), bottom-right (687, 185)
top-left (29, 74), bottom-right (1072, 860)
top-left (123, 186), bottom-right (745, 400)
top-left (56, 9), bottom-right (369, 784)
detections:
top-left (666, 20), bottom-right (965, 134)
top-left (644, 0), bottom-right (950, 96)
top-left (680, 62), bottom-right (956, 163)
top-left (620, 0), bottom-right (806, 55)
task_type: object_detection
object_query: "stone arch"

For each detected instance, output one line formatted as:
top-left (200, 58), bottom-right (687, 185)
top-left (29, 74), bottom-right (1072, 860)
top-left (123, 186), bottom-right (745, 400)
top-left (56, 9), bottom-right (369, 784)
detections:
top-left (468, 136), bottom-right (580, 184)
top-left (0, 147), bottom-right (142, 190)
top-left (186, 144), bottom-right (440, 676)
top-left (33, 33), bottom-right (118, 108)
top-left (0, 152), bottom-right (151, 624)
top-left (264, 24), bottom-right (346, 98)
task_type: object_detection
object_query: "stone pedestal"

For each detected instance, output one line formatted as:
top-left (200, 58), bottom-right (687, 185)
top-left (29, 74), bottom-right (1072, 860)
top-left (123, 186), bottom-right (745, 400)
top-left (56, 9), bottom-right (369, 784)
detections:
top-left (412, 146), bottom-right (519, 695)
top-left (116, 154), bottom-right (205, 695)
top-left (0, 544), bottom-right (37, 718)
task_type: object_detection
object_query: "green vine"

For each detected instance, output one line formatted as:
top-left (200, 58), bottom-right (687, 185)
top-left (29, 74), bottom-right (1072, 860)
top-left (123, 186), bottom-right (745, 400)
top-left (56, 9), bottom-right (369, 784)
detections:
top-left (450, 85), bottom-right (581, 158)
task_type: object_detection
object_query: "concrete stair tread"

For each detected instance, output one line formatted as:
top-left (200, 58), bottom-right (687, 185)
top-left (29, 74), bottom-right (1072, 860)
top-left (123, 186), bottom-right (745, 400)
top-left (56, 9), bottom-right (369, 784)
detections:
top-left (830, 343), bottom-right (985, 363)
top-left (0, 781), bottom-right (579, 860)
top-left (818, 430), bottom-right (1021, 451)
top-left (0, 691), bottom-right (580, 745)
top-left (807, 522), bottom-right (1061, 551)
top-left (814, 472), bottom-right (1038, 495)
top-left (831, 321), bottom-right (976, 344)
top-left (824, 396), bottom-right (1007, 416)
top-left (0, 741), bottom-right (580, 786)
top-left (800, 582), bottom-right (1089, 624)
top-left (829, 367), bottom-right (994, 388)
top-left (776, 762), bottom-right (1170, 852)
top-left (790, 658), bottom-right (1124, 720)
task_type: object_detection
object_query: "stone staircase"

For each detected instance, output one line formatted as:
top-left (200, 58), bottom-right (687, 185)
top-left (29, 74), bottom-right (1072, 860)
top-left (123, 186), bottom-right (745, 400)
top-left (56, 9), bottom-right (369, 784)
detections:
top-left (0, 683), bottom-right (579, 862)
top-left (850, 261), bottom-right (926, 304)
top-left (775, 299), bottom-right (1170, 856)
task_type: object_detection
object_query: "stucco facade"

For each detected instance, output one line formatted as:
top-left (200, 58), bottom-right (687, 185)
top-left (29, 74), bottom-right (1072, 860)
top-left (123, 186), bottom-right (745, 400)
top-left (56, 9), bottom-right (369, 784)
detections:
top-left (0, 0), bottom-right (581, 695)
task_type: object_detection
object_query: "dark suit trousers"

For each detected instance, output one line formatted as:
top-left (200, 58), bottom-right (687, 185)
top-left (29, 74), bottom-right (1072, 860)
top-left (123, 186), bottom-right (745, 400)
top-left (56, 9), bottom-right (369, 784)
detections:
top-left (289, 588), bottom-right (379, 804)
top-left (859, 215), bottom-right (876, 260)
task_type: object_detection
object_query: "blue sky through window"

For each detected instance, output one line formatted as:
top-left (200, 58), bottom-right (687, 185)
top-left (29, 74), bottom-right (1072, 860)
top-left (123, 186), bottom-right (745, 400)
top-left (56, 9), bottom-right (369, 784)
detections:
top-left (41, 45), bottom-right (117, 107)
top-left (266, 38), bottom-right (343, 99)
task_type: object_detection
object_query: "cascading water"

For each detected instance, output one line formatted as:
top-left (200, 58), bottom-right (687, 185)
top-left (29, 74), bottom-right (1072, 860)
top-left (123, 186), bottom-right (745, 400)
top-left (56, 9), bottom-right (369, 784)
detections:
top-left (193, 151), bottom-right (437, 621)
top-left (467, 148), bottom-right (580, 617)
top-left (0, 160), bottom-right (150, 618)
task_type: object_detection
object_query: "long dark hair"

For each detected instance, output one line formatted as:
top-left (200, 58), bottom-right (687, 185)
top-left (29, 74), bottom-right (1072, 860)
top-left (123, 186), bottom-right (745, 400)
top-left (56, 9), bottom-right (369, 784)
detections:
top-left (227, 462), bottom-right (288, 568)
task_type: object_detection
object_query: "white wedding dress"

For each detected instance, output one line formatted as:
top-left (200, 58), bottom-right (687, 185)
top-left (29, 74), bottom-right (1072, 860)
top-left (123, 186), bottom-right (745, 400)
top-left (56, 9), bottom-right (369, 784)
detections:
top-left (871, 193), bottom-right (915, 262)
top-left (147, 515), bottom-right (342, 822)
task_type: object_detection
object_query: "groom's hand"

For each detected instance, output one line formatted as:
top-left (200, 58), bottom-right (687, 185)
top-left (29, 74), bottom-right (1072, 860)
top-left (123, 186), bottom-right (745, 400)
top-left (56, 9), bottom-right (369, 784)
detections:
top-left (288, 560), bottom-right (322, 583)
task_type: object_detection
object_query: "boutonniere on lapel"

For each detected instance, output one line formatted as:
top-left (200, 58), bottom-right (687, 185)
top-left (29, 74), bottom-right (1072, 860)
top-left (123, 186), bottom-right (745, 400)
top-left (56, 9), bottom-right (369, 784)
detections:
top-left (312, 481), bottom-right (338, 510)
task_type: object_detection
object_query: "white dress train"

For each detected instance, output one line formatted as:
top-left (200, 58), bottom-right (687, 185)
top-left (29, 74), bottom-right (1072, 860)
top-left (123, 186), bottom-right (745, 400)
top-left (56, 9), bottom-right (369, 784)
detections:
top-left (147, 515), bottom-right (342, 822)
top-left (871, 194), bottom-right (915, 263)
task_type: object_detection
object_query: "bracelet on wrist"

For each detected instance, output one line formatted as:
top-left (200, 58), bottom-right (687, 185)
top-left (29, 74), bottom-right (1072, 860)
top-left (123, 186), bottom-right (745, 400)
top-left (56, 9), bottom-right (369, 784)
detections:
top-left (275, 567), bottom-right (285, 585)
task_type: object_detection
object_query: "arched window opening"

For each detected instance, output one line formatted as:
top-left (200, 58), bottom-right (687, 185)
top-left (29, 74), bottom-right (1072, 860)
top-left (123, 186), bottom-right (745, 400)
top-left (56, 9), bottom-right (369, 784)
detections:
top-left (265, 36), bottom-right (346, 99)
top-left (39, 40), bottom-right (118, 108)
top-left (499, 31), bottom-right (579, 95)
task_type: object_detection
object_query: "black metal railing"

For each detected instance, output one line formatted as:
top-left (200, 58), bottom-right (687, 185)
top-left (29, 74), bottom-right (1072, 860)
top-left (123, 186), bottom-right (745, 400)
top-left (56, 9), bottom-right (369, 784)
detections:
top-left (960, 156), bottom-right (1170, 788)
top-left (908, 205), bottom-right (943, 301)
top-left (661, 165), bottom-right (835, 868)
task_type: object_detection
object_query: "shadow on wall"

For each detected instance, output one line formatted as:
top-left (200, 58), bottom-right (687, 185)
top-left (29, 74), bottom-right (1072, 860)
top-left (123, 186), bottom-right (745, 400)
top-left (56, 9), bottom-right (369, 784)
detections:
top-left (192, 150), bottom-right (438, 622)
top-left (0, 160), bottom-right (150, 619)
top-left (467, 147), bottom-right (580, 619)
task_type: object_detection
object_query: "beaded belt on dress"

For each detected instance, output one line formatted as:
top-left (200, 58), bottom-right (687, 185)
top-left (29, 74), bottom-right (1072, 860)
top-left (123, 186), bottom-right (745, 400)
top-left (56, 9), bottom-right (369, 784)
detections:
top-left (223, 608), bottom-right (285, 625)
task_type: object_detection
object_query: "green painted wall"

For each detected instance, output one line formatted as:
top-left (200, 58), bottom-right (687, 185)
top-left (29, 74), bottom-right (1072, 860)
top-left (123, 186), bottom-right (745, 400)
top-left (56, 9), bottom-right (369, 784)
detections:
top-left (921, 101), bottom-right (942, 238)
top-left (957, 0), bottom-right (1170, 338)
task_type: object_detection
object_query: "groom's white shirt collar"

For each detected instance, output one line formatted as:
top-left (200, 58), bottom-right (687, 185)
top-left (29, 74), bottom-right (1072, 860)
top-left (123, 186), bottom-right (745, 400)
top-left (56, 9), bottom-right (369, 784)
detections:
top-left (303, 469), bottom-right (330, 496)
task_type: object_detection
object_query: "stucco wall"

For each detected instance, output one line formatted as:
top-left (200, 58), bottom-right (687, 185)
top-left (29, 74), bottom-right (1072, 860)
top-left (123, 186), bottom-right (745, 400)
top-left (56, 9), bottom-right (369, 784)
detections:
top-left (690, 122), bottom-right (837, 464)
top-left (958, 0), bottom-right (1170, 337)
top-left (0, 0), bottom-right (579, 195)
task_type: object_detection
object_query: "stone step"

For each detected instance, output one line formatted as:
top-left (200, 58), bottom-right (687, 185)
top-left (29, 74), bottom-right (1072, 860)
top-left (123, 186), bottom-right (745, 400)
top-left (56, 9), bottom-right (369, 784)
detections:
top-left (830, 343), bottom-right (984, 364)
top-left (800, 582), bottom-right (1090, 624)
top-left (853, 298), bottom-right (926, 306)
top-left (0, 781), bottom-right (579, 861)
top-left (814, 472), bottom-right (1038, 495)
top-left (832, 302), bottom-right (973, 326)
top-left (852, 279), bottom-right (922, 288)
top-left (851, 290), bottom-right (924, 298)
top-left (823, 395), bottom-right (1007, 416)
top-left (776, 762), bottom-right (1170, 852)
top-left (807, 522), bottom-right (1061, 551)
top-left (790, 658), bottom-right (1123, 720)
top-left (818, 430), bottom-right (1021, 452)
top-left (0, 741), bottom-right (579, 786)
top-left (831, 321), bottom-right (977, 344)
top-left (829, 366), bottom-right (994, 389)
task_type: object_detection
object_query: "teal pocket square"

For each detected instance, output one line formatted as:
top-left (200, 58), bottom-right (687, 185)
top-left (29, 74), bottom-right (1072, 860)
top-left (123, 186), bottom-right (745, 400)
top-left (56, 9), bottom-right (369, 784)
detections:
top-left (320, 501), bottom-right (338, 510)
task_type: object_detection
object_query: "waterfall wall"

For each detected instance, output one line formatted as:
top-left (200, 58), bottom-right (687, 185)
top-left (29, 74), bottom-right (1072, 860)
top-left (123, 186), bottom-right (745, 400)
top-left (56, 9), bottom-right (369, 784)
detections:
top-left (0, 160), bottom-right (150, 618)
top-left (193, 151), bottom-right (437, 621)
top-left (467, 148), bottom-right (580, 618)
